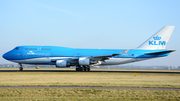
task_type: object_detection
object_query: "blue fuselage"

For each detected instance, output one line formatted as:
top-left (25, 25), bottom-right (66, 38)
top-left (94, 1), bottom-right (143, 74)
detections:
top-left (3, 46), bottom-right (170, 65)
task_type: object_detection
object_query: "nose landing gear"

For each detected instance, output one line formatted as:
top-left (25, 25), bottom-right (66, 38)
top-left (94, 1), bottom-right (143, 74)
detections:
top-left (19, 64), bottom-right (23, 71)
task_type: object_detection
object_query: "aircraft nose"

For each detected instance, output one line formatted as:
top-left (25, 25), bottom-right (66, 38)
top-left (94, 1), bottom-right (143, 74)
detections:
top-left (2, 53), bottom-right (8, 60)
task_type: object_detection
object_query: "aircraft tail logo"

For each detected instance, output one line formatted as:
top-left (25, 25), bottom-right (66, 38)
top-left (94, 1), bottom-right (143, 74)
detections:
top-left (138, 26), bottom-right (175, 49)
top-left (149, 35), bottom-right (166, 46)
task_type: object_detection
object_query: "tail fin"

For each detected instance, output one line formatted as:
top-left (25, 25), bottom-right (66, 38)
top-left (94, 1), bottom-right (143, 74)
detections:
top-left (137, 26), bottom-right (175, 49)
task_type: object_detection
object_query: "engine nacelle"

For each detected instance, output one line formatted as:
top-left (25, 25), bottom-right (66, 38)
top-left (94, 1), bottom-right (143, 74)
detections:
top-left (56, 60), bottom-right (70, 67)
top-left (79, 57), bottom-right (90, 65)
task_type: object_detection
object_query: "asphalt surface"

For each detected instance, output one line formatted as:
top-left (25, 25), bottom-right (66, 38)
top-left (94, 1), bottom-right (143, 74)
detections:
top-left (0, 69), bottom-right (180, 74)
top-left (0, 86), bottom-right (179, 90)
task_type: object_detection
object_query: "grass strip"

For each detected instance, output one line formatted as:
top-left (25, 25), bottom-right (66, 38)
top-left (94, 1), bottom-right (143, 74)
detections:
top-left (0, 88), bottom-right (180, 101)
top-left (0, 72), bottom-right (180, 88)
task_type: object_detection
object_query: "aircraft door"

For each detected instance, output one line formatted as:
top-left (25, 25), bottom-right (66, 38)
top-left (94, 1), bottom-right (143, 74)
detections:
top-left (38, 46), bottom-right (41, 52)
top-left (23, 53), bottom-right (26, 59)
top-left (46, 53), bottom-right (50, 59)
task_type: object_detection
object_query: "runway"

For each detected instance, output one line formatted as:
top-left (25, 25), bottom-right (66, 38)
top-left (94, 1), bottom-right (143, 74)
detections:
top-left (0, 69), bottom-right (180, 74)
top-left (0, 86), bottom-right (180, 90)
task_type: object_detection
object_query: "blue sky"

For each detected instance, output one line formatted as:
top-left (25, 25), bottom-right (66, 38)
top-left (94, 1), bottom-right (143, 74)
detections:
top-left (0, 0), bottom-right (180, 66)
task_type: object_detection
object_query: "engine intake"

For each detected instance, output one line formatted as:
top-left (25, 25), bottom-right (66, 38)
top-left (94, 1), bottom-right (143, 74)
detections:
top-left (79, 57), bottom-right (99, 65)
top-left (79, 57), bottom-right (90, 65)
top-left (56, 60), bottom-right (70, 67)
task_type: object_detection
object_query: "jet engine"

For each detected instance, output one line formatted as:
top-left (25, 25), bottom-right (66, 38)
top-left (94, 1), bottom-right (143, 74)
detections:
top-left (79, 57), bottom-right (90, 65)
top-left (79, 57), bottom-right (99, 65)
top-left (56, 60), bottom-right (70, 67)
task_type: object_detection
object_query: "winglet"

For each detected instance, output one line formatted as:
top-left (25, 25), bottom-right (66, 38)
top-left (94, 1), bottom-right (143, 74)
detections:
top-left (112, 49), bottom-right (130, 56)
top-left (119, 49), bottom-right (130, 55)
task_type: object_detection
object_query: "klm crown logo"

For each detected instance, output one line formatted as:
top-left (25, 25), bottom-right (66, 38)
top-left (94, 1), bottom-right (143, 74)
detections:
top-left (153, 35), bottom-right (161, 40)
top-left (149, 35), bottom-right (166, 45)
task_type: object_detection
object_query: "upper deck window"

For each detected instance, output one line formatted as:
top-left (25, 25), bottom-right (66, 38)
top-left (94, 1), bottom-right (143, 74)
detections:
top-left (41, 48), bottom-right (51, 50)
top-left (25, 48), bottom-right (37, 50)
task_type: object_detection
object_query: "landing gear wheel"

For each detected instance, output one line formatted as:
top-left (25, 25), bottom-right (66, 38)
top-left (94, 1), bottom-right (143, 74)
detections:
top-left (19, 67), bottom-right (23, 71)
top-left (19, 64), bottom-right (23, 71)
top-left (76, 68), bottom-right (79, 71)
top-left (78, 67), bottom-right (82, 71)
top-left (81, 67), bottom-right (84, 71)
top-left (83, 66), bottom-right (87, 72)
top-left (76, 65), bottom-right (82, 71)
top-left (84, 67), bottom-right (87, 72)
top-left (87, 67), bottom-right (90, 72)
top-left (76, 65), bottom-right (90, 72)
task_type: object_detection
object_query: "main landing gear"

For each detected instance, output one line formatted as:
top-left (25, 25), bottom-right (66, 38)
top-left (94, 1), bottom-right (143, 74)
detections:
top-left (19, 63), bottom-right (23, 71)
top-left (76, 65), bottom-right (90, 72)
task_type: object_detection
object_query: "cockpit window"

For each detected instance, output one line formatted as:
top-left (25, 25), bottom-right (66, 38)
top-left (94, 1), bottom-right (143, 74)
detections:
top-left (14, 47), bottom-right (19, 50)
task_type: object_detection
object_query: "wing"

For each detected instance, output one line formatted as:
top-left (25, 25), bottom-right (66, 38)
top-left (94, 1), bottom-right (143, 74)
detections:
top-left (90, 49), bottom-right (130, 61)
top-left (51, 49), bottom-right (130, 63)
top-left (92, 49), bottom-right (130, 58)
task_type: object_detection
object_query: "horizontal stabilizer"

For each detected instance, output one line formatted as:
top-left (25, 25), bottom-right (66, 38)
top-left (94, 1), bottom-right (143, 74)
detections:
top-left (145, 50), bottom-right (175, 55)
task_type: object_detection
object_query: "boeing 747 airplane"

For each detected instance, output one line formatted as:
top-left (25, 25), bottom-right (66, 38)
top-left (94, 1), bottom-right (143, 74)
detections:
top-left (2, 26), bottom-right (175, 71)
